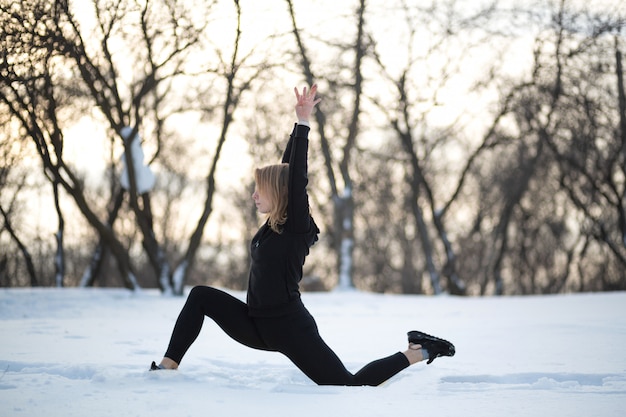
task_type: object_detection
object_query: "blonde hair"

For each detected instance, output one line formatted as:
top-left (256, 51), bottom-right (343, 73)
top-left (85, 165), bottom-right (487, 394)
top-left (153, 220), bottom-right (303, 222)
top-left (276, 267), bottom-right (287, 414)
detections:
top-left (255, 163), bottom-right (289, 233)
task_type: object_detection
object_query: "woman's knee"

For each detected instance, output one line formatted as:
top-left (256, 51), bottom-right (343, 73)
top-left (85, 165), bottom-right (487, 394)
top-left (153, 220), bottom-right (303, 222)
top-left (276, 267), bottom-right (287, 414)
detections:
top-left (185, 285), bottom-right (217, 314)
top-left (188, 285), bottom-right (208, 297)
top-left (187, 285), bottom-right (218, 304)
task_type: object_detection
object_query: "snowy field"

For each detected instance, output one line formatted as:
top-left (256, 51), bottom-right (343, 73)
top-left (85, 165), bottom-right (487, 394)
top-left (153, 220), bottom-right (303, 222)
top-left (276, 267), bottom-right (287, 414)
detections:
top-left (1, 287), bottom-right (625, 417)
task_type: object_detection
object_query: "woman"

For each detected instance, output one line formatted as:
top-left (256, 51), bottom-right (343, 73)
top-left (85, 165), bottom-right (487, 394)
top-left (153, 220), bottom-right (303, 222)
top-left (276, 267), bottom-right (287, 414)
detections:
top-left (150, 85), bottom-right (455, 386)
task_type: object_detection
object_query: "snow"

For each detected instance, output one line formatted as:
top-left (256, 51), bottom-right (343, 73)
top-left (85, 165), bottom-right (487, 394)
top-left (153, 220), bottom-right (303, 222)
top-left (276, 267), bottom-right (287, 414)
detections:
top-left (1, 288), bottom-right (625, 417)
top-left (119, 126), bottom-right (156, 194)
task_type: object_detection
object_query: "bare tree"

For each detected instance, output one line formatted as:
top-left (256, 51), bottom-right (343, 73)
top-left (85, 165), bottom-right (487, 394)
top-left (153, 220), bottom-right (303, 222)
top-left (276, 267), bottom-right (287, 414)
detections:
top-left (462, 1), bottom-right (626, 293)
top-left (171, 0), bottom-right (272, 294)
top-left (286, 0), bottom-right (370, 289)
top-left (534, 5), bottom-right (626, 290)
top-left (365, 1), bottom-right (502, 294)
top-left (0, 0), bottom-right (138, 288)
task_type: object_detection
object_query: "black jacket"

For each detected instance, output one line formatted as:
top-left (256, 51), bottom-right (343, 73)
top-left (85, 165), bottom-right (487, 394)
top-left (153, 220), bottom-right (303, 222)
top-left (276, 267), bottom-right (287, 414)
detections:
top-left (246, 124), bottom-right (320, 317)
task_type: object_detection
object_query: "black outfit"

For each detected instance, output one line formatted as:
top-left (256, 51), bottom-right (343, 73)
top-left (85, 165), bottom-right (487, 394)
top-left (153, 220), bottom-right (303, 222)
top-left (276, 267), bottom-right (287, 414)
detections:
top-left (163, 124), bottom-right (409, 386)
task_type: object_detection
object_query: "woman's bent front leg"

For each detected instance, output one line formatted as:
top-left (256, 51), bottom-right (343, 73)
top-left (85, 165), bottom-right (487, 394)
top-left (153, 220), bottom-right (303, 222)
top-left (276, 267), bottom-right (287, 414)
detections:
top-left (163, 286), bottom-right (270, 366)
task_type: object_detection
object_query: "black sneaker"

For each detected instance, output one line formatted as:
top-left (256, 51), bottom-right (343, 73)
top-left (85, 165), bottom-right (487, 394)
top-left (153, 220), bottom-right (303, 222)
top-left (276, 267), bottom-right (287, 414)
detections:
top-left (407, 330), bottom-right (455, 364)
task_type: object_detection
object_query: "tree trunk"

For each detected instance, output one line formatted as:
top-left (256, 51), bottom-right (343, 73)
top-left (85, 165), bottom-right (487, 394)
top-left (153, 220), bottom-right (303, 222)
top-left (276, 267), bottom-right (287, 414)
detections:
top-left (614, 43), bottom-right (626, 248)
top-left (335, 190), bottom-right (355, 290)
top-left (0, 206), bottom-right (38, 286)
top-left (120, 125), bottom-right (172, 293)
top-left (80, 189), bottom-right (124, 287)
top-left (53, 179), bottom-right (65, 287)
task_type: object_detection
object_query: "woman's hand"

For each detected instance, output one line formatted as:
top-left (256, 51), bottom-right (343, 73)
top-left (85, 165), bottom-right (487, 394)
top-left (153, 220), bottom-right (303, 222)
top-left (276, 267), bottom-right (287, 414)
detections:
top-left (294, 84), bottom-right (321, 123)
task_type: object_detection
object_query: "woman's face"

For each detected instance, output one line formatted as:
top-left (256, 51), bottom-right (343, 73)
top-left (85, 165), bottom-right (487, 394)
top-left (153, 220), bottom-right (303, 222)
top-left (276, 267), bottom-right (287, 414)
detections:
top-left (252, 186), bottom-right (272, 214)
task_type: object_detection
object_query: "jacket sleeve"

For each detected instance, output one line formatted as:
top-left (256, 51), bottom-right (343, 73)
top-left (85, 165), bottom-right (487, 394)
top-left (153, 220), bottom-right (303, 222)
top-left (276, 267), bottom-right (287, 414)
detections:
top-left (285, 124), bottom-right (312, 234)
top-left (281, 124), bottom-right (297, 163)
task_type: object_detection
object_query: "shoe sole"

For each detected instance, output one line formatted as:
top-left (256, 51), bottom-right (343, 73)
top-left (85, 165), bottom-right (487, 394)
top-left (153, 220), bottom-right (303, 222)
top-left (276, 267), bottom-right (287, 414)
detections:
top-left (407, 330), bottom-right (455, 358)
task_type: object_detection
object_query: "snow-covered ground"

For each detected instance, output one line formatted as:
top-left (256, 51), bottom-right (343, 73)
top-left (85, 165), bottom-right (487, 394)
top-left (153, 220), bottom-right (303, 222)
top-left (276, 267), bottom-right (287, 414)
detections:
top-left (1, 287), bottom-right (624, 416)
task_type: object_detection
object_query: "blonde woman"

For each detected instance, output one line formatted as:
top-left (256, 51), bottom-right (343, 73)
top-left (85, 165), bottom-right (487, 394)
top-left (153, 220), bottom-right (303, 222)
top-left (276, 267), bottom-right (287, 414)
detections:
top-left (151, 85), bottom-right (455, 385)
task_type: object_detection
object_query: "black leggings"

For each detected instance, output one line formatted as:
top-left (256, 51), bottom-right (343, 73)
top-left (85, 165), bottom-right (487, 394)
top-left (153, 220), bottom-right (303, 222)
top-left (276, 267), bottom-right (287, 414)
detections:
top-left (163, 286), bottom-right (409, 386)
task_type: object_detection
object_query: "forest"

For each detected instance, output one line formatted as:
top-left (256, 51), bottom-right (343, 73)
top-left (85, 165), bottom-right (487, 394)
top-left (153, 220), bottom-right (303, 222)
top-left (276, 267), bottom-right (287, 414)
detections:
top-left (1, 0), bottom-right (625, 295)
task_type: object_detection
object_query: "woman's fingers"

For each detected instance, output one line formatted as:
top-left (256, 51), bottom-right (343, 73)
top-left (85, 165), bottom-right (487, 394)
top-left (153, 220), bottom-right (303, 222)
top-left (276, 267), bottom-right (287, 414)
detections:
top-left (295, 85), bottom-right (318, 102)
top-left (294, 85), bottom-right (321, 120)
